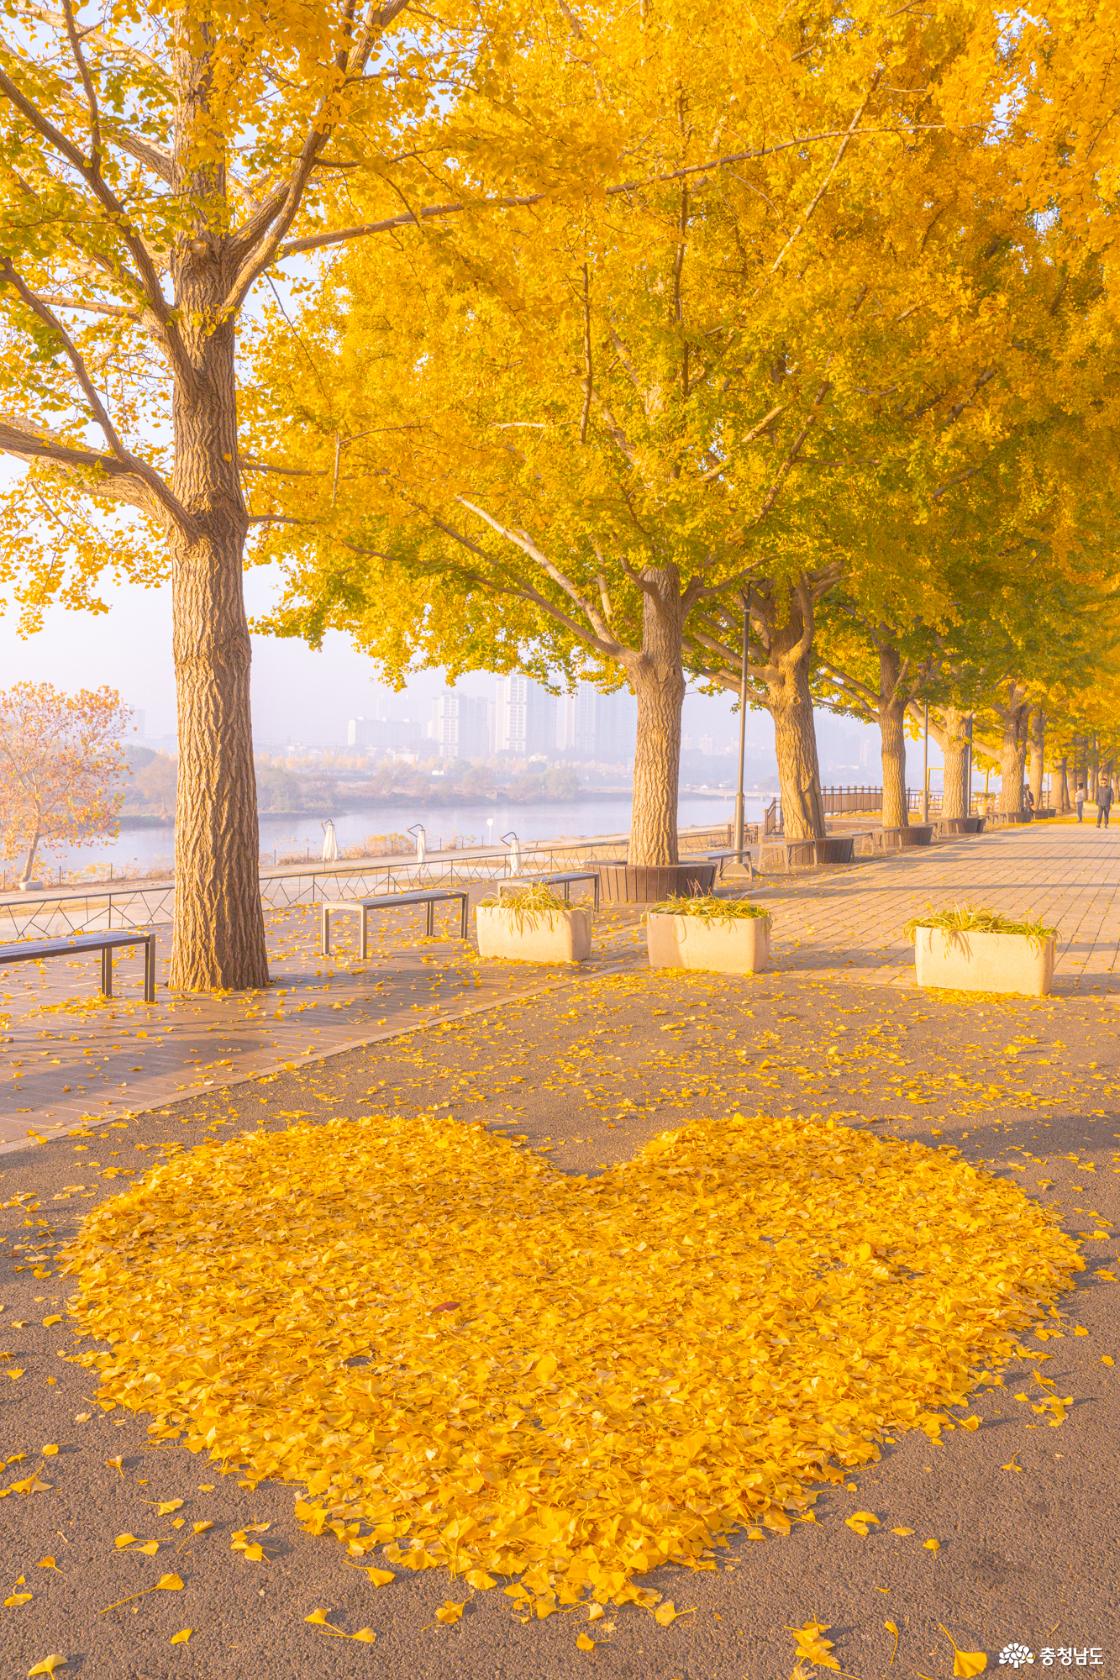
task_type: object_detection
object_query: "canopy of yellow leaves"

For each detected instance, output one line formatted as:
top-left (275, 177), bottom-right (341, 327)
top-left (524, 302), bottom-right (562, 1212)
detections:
top-left (66, 1112), bottom-right (1079, 1615)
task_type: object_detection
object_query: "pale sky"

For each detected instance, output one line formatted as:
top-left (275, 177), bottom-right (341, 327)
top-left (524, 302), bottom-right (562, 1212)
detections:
top-left (0, 567), bottom-right (420, 744)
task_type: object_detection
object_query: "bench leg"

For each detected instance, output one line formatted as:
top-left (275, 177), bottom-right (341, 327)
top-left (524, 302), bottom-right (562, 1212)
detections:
top-left (593, 877), bottom-right (600, 910)
top-left (144, 937), bottom-right (156, 1003)
top-left (321, 907), bottom-right (331, 957)
top-left (426, 900), bottom-right (435, 937)
top-left (460, 894), bottom-right (469, 939)
top-left (101, 945), bottom-right (113, 999)
top-left (361, 909), bottom-right (369, 961)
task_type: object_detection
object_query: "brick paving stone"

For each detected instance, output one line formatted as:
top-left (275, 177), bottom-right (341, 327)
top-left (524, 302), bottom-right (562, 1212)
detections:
top-left (2, 822), bottom-right (1115, 1148)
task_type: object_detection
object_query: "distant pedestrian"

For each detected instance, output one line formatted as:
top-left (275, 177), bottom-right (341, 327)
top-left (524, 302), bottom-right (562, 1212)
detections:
top-left (1075, 782), bottom-right (1086, 822)
top-left (1024, 785), bottom-right (1035, 813)
top-left (1097, 780), bottom-right (1113, 829)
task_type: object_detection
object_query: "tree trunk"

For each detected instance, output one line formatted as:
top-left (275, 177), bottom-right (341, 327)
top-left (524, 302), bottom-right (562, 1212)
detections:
top-left (1056, 755), bottom-right (1070, 813)
top-left (627, 567), bottom-right (685, 867)
top-left (997, 688), bottom-right (1029, 815)
top-left (878, 646), bottom-right (909, 828)
top-left (932, 706), bottom-right (969, 820)
top-left (20, 828), bottom-right (40, 883)
top-left (168, 286), bottom-right (268, 990)
top-left (762, 612), bottom-right (825, 841)
top-left (1028, 709), bottom-right (1045, 806)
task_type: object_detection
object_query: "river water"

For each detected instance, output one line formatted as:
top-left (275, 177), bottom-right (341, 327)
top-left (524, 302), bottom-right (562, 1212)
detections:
top-left (50, 791), bottom-right (773, 878)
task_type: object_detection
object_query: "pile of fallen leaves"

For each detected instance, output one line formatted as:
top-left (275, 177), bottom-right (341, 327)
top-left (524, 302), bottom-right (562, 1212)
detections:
top-left (65, 1111), bottom-right (1080, 1616)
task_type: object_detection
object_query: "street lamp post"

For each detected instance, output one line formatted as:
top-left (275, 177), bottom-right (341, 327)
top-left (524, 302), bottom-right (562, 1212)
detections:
top-left (732, 587), bottom-right (752, 860)
top-left (922, 702), bottom-right (930, 823)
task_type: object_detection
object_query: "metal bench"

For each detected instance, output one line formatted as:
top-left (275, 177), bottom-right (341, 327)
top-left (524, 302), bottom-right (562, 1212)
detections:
top-left (0, 929), bottom-right (156, 1002)
top-left (703, 848), bottom-right (757, 881)
top-left (497, 870), bottom-right (601, 909)
top-left (320, 889), bottom-right (470, 958)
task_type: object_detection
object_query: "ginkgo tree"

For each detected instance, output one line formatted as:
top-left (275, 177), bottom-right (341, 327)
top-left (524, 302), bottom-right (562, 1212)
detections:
top-left (253, 0), bottom-right (1024, 858)
top-left (0, 0), bottom-right (598, 987)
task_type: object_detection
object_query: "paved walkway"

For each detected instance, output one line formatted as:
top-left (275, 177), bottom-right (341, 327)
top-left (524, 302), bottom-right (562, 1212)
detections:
top-left (2, 821), bottom-right (1117, 1149)
top-left (754, 819), bottom-right (1120, 991)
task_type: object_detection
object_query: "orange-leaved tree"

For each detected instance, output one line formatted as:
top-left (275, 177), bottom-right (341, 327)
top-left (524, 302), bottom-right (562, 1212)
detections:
top-left (0, 681), bottom-right (131, 885)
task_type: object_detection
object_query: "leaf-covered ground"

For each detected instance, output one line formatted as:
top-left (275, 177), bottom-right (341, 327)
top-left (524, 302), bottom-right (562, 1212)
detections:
top-left (2, 968), bottom-right (1118, 1679)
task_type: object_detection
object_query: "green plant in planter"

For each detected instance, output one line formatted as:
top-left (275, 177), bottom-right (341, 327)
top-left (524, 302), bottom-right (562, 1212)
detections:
top-left (649, 895), bottom-right (772, 924)
top-left (904, 904), bottom-right (1057, 948)
top-left (480, 883), bottom-right (574, 931)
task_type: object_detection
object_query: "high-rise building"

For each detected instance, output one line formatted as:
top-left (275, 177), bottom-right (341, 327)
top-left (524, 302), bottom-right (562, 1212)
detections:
top-left (346, 715), bottom-right (423, 752)
top-left (556, 687), bottom-right (598, 758)
top-left (595, 689), bottom-right (634, 765)
top-left (556, 686), bottom-right (634, 764)
top-left (494, 675), bottom-right (556, 758)
top-left (432, 693), bottom-right (490, 760)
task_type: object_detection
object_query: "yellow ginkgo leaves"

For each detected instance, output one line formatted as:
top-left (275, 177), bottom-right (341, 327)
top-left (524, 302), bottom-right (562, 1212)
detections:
top-left (940, 1624), bottom-right (989, 1675)
top-left (788, 1620), bottom-right (840, 1671)
top-left (66, 1111), bottom-right (1080, 1617)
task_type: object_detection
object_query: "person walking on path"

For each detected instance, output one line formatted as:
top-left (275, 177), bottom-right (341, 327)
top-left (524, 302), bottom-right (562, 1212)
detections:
top-left (1097, 780), bottom-right (1113, 829)
top-left (1076, 781), bottom-right (1086, 821)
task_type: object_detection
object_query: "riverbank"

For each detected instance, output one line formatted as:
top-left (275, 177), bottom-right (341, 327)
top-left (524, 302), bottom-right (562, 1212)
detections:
top-left (14, 791), bottom-right (773, 887)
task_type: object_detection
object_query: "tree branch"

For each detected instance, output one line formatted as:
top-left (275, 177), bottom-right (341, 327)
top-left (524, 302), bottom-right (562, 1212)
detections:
top-left (0, 259), bottom-right (126, 455)
top-left (0, 414), bottom-right (187, 530)
top-left (0, 59), bottom-right (187, 374)
top-left (278, 123), bottom-right (959, 259)
top-left (767, 72), bottom-right (881, 276)
top-left (456, 497), bottom-right (620, 653)
top-left (224, 0), bottom-right (413, 312)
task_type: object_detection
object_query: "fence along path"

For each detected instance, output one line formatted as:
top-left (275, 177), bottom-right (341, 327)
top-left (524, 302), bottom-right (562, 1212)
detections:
top-left (0, 826), bottom-right (735, 943)
top-left (2, 818), bottom-right (1118, 1150)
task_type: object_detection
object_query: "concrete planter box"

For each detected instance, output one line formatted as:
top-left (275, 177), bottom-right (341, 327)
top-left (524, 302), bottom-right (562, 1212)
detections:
top-left (597, 861), bottom-right (717, 905)
top-left (475, 904), bottom-right (591, 964)
top-left (913, 926), bottom-right (1055, 997)
top-left (1032, 806), bottom-right (1056, 820)
top-left (647, 911), bottom-right (771, 975)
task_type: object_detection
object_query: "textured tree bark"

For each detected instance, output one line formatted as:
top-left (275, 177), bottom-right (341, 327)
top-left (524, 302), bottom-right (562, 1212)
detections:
top-left (164, 26), bottom-right (269, 991)
top-left (168, 273), bottom-right (268, 990)
top-left (1056, 755), bottom-right (1071, 813)
top-left (762, 620), bottom-right (826, 842)
top-left (627, 567), bottom-right (685, 867)
top-left (878, 646), bottom-right (909, 829)
top-left (997, 686), bottom-right (1029, 815)
top-left (932, 706), bottom-right (969, 820)
top-left (1028, 709), bottom-right (1045, 806)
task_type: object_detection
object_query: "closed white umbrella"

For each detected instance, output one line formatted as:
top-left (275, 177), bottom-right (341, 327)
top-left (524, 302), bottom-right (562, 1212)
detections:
top-left (321, 819), bottom-right (339, 863)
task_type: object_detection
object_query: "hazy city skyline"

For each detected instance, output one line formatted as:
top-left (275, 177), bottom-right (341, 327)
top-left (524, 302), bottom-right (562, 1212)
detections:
top-left (1, 560), bottom-right (908, 780)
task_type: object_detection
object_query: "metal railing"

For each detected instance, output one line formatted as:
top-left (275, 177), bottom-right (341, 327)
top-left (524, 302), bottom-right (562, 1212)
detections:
top-left (0, 823), bottom-right (734, 943)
